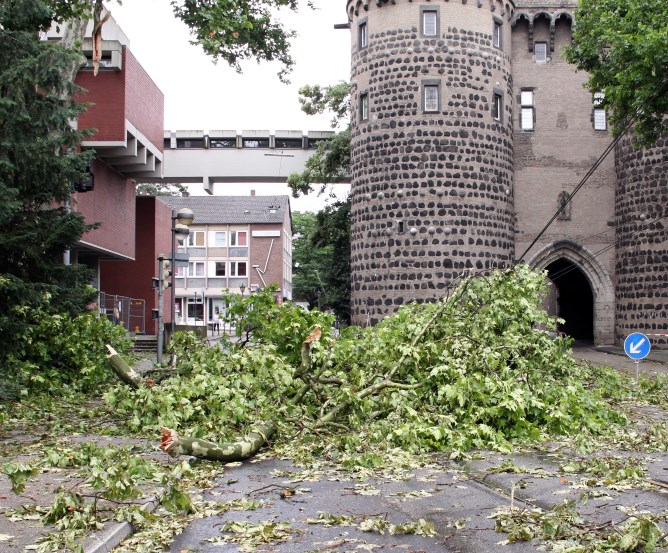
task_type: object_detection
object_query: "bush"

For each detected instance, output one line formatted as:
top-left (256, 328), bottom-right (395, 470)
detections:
top-left (5, 310), bottom-right (131, 396)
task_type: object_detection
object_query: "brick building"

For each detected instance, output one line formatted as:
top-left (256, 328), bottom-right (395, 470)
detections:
top-left (49, 12), bottom-right (167, 333)
top-left (158, 196), bottom-right (293, 327)
top-left (345, 0), bottom-right (667, 346)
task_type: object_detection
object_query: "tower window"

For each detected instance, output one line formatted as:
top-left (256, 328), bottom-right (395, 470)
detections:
top-left (423, 82), bottom-right (440, 112)
top-left (360, 92), bottom-right (369, 121)
top-left (534, 42), bottom-right (548, 63)
top-left (492, 91), bottom-right (503, 122)
top-left (520, 89), bottom-right (535, 130)
top-left (493, 18), bottom-right (503, 49)
top-left (593, 92), bottom-right (607, 130)
top-left (358, 18), bottom-right (368, 49)
top-left (420, 6), bottom-right (440, 37)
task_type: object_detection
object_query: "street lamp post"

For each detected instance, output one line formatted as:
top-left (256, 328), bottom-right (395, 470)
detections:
top-left (170, 208), bottom-right (194, 337)
top-left (240, 283), bottom-right (246, 296)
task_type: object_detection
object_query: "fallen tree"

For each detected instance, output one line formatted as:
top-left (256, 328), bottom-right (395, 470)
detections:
top-left (105, 266), bottom-right (628, 462)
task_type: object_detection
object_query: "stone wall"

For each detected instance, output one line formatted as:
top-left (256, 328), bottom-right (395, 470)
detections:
top-left (614, 133), bottom-right (668, 346)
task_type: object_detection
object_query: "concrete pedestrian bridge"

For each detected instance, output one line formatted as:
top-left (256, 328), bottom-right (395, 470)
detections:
top-left (137, 130), bottom-right (336, 193)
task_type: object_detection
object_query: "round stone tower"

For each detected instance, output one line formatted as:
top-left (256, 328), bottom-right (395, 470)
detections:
top-left (614, 133), bottom-right (668, 347)
top-left (346, 0), bottom-right (517, 325)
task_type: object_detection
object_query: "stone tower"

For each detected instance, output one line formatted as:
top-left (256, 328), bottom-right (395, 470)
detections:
top-left (614, 134), bottom-right (668, 347)
top-left (346, 0), bottom-right (517, 325)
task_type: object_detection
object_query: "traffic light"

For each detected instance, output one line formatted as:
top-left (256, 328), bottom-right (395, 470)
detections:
top-left (151, 277), bottom-right (160, 289)
top-left (162, 263), bottom-right (172, 290)
top-left (151, 308), bottom-right (159, 320)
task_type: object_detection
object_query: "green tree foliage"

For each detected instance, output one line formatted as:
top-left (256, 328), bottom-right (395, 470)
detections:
top-left (136, 182), bottom-right (187, 196)
top-left (0, 0), bottom-right (98, 371)
top-left (292, 203), bottom-right (351, 324)
top-left (288, 82), bottom-right (351, 196)
top-left (566, 0), bottom-right (668, 146)
top-left (106, 266), bottom-right (627, 456)
top-left (42, 0), bottom-right (311, 81)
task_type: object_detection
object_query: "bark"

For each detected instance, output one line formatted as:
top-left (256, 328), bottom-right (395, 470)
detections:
top-left (159, 423), bottom-right (276, 462)
top-left (105, 345), bottom-right (144, 388)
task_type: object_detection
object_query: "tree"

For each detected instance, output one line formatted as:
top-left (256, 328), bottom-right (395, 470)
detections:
top-left (566, 0), bottom-right (668, 147)
top-left (136, 182), bottom-right (187, 196)
top-left (288, 82), bottom-right (351, 197)
top-left (45, 0), bottom-right (310, 82)
top-left (0, 0), bottom-right (97, 366)
top-left (292, 204), bottom-right (351, 324)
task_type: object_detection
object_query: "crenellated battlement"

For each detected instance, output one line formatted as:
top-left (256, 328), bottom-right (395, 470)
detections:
top-left (347, 0), bottom-right (516, 23)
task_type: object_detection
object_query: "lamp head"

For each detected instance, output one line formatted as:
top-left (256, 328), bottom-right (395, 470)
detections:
top-left (174, 223), bottom-right (190, 236)
top-left (176, 208), bottom-right (194, 226)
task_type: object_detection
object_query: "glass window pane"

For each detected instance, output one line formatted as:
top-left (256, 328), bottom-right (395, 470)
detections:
top-left (594, 109), bottom-right (607, 130)
top-left (238, 231), bottom-right (247, 246)
top-left (425, 86), bottom-right (438, 111)
top-left (521, 108), bottom-right (534, 130)
top-left (535, 42), bottom-right (547, 62)
top-left (423, 11), bottom-right (437, 36)
top-left (215, 262), bottom-right (226, 276)
top-left (520, 90), bottom-right (533, 106)
top-left (214, 232), bottom-right (226, 247)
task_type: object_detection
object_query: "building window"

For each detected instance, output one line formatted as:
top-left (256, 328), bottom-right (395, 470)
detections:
top-left (520, 89), bottom-right (535, 130)
top-left (230, 230), bottom-right (247, 246)
top-left (230, 261), bottom-right (247, 277)
top-left (213, 231), bottom-right (227, 247)
top-left (188, 261), bottom-right (205, 277)
top-left (534, 42), bottom-right (548, 63)
top-left (358, 18), bottom-right (368, 49)
top-left (492, 91), bottom-right (503, 122)
top-left (593, 92), bottom-right (607, 130)
top-left (188, 231), bottom-right (205, 247)
top-left (420, 7), bottom-right (439, 37)
top-left (214, 261), bottom-right (226, 277)
top-left (423, 81), bottom-right (440, 112)
top-left (176, 265), bottom-right (186, 277)
top-left (493, 19), bottom-right (503, 49)
top-left (360, 92), bottom-right (369, 121)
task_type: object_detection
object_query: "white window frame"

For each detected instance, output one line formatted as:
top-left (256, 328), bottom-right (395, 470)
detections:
top-left (211, 261), bottom-right (227, 277)
top-left (230, 230), bottom-right (248, 246)
top-left (187, 261), bottom-right (205, 277)
top-left (492, 92), bottom-right (503, 122)
top-left (187, 230), bottom-right (205, 247)
top-left (359, 20), bottom-right (368, 49)
top-left (534, 42), bottom-right (548, 63)
top-left (493, 20), bottom-right (502, 49)
top-left (593, 92), bottom-right (607, 131)
top-left (520, 89), bottom-right (535, 131)
top-left (422, 10), bottom-right (438, 37)
top-left (212, 231), bottom-right (227, 247)
top-left (230, 261), bottom-right (248, 277)
top-left (360, 92), bottom-right (369, 121)
top-left (424, 84), bottom-right (439, 112)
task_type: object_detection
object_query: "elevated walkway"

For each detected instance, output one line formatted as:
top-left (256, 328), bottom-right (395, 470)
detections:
top-left (136, 130), bottom-right (345, 193)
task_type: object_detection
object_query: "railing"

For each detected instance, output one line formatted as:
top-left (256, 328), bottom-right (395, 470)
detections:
top-left (99, 293), bottom-right (145, 334)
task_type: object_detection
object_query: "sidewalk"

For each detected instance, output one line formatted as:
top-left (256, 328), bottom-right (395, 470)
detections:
top-left (572, 342), bottom-right (668, 376)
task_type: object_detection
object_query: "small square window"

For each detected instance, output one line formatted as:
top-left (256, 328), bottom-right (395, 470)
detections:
top-left (360, 92), bottom-right (369, 121)
top-left (492, 92), bottom-right (503, 121)
top-left (188, 231), bottom-right (205, 247)
top-left (534, 42), bottom-right (548, 63)
top-left (420, 7), bottom-right (440, 37)
top-left (214, 262), bottom-right (226, 277)
top-left (493, 21), bottom-right (502, 49)
top-left (358, 20), bottom-right (368, 49)
top-left (230, 261), bottom-right (247, 277)
top-left (230, 231), bottom-right (247, 246)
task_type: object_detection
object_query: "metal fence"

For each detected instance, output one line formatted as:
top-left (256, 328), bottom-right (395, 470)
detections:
top-left (99, 293), bottom-right (145, 334)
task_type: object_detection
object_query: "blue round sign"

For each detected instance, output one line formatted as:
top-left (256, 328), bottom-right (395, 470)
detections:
top-left (624, 332), bottom-right (651, 360)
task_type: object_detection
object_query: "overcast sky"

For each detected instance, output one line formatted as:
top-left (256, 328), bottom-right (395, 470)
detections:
top-left (109, 1), bottom-right (352, 211)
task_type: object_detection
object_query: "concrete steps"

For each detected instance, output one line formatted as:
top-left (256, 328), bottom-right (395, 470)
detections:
top-left (132, 335), bottom-right (158, 353)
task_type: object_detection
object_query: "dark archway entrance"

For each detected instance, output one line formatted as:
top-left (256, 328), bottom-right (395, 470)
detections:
top-left (546, 259), bottom-right (594, 341)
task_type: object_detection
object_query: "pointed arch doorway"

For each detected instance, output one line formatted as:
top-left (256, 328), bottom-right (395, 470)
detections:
top-left (529, 240), bottom-right (615, 346)
top-left (545, 259), bottom-right (594, 341)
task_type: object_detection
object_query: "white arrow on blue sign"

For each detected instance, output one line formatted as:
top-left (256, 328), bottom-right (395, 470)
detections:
top-left (624, 332), bottom-right (651, 360)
